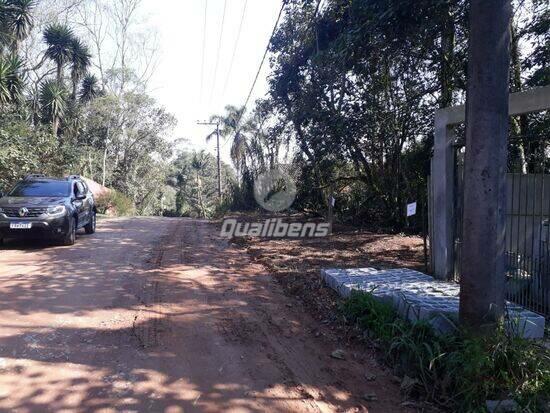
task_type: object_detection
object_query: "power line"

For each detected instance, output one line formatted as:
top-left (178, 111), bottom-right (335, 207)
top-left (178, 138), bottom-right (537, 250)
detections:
top-left (222, 0), bottom-right (287, 150)
top-left (222, 0), bottom-right (248, 96)
top-left (199, 0), bottom-right (208, 104)
top-left (208, 0), bottom-right (228, 106)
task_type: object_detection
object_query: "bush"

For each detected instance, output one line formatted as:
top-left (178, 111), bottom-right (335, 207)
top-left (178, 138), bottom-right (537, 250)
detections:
top-left (341, 291), bottom-right (550, 411)
top-left (95, 190), bottom-right (135, 216)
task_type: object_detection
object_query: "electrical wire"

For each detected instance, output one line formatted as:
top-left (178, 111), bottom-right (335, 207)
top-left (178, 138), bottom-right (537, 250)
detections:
top-left (222, 0), bottom-right (248, 96)
top-left (199, 0), bottom-right (208, 104)
top-left (222, 0), bottom-right (287, 149)
top-left (208, 0), bottom-right (228, 106)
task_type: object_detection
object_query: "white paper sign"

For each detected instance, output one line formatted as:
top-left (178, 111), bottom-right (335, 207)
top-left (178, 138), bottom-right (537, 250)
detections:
top-left (407, 202), bottom-right (417, 217)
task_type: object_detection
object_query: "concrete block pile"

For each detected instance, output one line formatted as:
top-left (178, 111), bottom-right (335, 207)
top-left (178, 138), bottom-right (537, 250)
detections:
top-left (320, 267), bottom-right (545, 339)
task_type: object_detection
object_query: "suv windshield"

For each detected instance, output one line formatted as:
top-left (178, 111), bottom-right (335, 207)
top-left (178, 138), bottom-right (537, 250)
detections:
top-left (9, 180), bottom-right (71, 197)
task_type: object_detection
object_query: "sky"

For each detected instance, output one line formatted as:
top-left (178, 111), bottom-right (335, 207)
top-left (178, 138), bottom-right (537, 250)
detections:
top-left (143, 0), bottom-right (283, 164)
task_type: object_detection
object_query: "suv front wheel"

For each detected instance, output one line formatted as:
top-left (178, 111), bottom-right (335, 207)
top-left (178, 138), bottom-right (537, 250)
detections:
top-left (62, 217), bottom-right (76, 246)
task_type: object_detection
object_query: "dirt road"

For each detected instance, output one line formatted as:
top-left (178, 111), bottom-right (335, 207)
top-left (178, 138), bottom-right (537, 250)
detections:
top-left (0, 217), bottom-right (407, 412)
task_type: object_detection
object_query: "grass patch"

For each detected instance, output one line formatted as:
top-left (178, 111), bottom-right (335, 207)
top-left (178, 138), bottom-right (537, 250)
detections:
top-left (95, 190), bottom-right (135, 216)
top-left (341, 291), bottom-right (550, 412)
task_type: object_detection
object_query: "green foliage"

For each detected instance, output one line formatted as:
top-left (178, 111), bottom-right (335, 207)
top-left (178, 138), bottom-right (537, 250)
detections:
top-left (95, 190), bottom-right (134, 216)
top-left (69, 37), bottom-right (91, 97)
top-left (341, 291), bottom-right (550, 411)
top-left (210, 0), bottom-right (547, 230)
top-left (0, 54), bottom-right (23, 105)
top-left (43, 23), bottom-right (74, 74)
top-left (0, 0), bottom-right (177, 217)
top-left (0, 0), bottom-right (35, 52)
top-left (39, 79), bottom-right (68, 126)
top-left (79, 74), bottom-right (100, 102)
top-left (167, 150), bottom-right (235, 218)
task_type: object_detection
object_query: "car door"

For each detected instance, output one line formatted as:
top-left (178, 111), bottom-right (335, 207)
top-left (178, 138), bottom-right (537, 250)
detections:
top-left (73, 182), bottom-right (87, 227)
top-left (80, 181), bottom-right (93, 223)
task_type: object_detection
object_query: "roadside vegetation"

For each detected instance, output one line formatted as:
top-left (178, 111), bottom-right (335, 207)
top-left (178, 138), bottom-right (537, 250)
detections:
top-left (208, 0), bottom-right (548, 231)
top-left (0, 0), bottom-right (176, 215)
top-left (342, 291), bottom-right (550, 412)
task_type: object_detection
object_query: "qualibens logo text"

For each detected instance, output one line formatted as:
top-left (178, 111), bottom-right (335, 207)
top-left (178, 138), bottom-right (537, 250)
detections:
top-left (220, 168), bottom-right (331, 239)
top-left (221, 218), bottom-right (330, 238)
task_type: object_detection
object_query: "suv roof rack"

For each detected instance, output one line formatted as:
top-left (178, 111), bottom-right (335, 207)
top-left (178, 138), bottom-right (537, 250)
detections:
top-left (24, 173), bottom-right (47, 180)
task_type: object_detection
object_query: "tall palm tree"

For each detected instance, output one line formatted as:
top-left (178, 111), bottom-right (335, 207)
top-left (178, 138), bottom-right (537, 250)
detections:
top-left (43, 23), bottom-right (74, 82)
top-left (0, 53), bottom-right (23, 106)
top-left (2, 0), bottom-right (34, 53)
top-left (69, 37), bottom-right (91, 100)
top-left (39, 78), bottom-right (68, 136)
top-left (207, 105), bottom-right (248, 171)
top-left (79, 73), bottom-right (100, 103)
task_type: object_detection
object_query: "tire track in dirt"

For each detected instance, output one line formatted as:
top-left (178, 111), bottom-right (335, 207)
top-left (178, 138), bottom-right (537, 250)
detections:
top-left (169, 220), bottom-right (408, 412)
top-left (132, 220), bottom-right (182, 349)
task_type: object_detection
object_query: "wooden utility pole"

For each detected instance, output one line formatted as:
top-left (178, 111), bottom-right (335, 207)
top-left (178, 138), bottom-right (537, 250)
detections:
top-left (459, 0), bottom-right (511, 332)
top-left (197, 120), bottom-right (222, 200)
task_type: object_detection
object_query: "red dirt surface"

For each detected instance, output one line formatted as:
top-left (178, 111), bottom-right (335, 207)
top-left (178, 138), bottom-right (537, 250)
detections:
top-left (226, 215), bottom-right (425, 332)
top-left (0, 217), bottom-right (416, 412)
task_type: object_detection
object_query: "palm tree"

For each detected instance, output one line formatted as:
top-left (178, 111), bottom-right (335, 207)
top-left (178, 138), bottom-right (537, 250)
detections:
top-left (39, 78), bottom-right (68, 136)
top-left (0, 53), bottom-right (23, 106)
top-left (207, 105), bottom-right (248, 171)
top-left (43, 23), bottom-right (74, 82)
top-left (79, 73), bottom-right (100, 103)
top-left (2, 0), bottom-right (34, 53)
top-left (69, 37), bottom-right (91, 100)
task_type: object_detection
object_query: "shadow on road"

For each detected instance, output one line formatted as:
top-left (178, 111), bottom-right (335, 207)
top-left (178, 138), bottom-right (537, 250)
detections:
top-left (0, 217), bottom-right (405, 412)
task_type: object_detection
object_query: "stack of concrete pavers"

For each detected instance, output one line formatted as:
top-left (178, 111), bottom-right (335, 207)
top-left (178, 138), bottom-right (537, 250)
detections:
top-left (320, 267), bottom-right (545, 339)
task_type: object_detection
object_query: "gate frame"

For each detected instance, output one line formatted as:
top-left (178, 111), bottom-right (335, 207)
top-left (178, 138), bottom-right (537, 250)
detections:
top-left (432, 85), bottom-right (550, 280)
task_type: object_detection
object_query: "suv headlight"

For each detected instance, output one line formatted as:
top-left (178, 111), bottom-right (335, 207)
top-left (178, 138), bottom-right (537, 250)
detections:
top-left (47, 205), bottom-right (66, 216)
top-left (0, 207), bottom-right (4, 213)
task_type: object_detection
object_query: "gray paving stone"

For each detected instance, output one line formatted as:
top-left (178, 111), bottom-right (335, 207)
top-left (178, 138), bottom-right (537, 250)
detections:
top-left (320, 268), bottom-right (545, 339)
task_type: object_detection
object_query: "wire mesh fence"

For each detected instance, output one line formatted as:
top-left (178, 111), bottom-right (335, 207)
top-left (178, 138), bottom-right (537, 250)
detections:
top-left (449, 135), bottom-right (550, 318)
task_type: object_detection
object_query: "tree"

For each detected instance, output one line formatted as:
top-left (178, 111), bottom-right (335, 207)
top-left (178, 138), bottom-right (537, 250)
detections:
top-left (168, 150), bottom-right (235, 218)
top-left (39, 78), bottom-right (68, 135)
top-left (75, 0), bottom-right (159, 94)
top-left (79, 73), bottom-right (100, 103)
top-left (459, 0), bottom-right (512, 332)
top-left (69, 37), bottom-right (91, 100)
top-left (43, 23), bottom-right (74, 82)
top-left (0, 0), bottom-right (35, 54)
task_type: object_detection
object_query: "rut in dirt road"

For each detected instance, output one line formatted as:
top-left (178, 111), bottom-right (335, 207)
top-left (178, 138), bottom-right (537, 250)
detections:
top-left (0, 217), bottom-right (409, 412)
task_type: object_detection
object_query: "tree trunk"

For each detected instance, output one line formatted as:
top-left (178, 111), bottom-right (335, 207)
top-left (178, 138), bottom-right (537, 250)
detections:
top-left (56, 64), bottom-right (63, 84)
top-left (53, 116), bottom-right (59, 137)
top-left (459, 0), bottom-right (512, 332)
top-left (72, 74), bottom-right (78, 102)
top-left (102, 146), bottom-right (108, 187)
top-left (440, 1), bottom-right (455, 108)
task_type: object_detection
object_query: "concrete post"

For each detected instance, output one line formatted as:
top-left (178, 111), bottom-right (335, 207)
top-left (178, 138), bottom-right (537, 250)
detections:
top-left (431, 85), bottom-right (550, 281)
top-left (432, 113), bottom-right (456, 280)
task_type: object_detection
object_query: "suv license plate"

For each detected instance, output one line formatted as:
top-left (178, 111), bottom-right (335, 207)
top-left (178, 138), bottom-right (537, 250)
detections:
top-left (10, 222), bottom-right (32, 229)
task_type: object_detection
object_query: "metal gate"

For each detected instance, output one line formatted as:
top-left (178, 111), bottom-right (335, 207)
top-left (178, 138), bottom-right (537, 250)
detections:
top-left (452, 135), bottom-right (550, 318)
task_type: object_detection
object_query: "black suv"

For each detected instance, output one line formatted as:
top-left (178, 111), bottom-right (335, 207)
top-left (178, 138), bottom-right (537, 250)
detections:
top-left (0, 174), bottom-right (97, 246)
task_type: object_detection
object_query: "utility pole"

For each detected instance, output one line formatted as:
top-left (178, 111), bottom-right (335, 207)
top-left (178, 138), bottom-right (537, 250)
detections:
top-left (459, 0), bottom-right (511, 332)
top-left (197, 120), bottom-right (222, 199)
